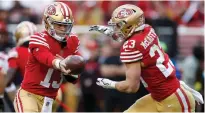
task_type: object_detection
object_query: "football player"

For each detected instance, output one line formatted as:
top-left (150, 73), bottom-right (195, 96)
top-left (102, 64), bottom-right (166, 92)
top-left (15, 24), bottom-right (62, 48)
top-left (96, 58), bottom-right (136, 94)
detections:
top-left (90, 4), bottom-right (204, 112)
top-left (7, 21), bottom-right (37, 84)
top-left (13, 2), bottom-right (81, 112)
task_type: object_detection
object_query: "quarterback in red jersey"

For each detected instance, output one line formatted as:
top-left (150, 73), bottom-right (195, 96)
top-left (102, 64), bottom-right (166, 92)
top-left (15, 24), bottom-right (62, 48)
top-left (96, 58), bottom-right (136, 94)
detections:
top-left (90, 4), bottom-right (204, 112)
top-left (13, 2), bottom-right (81, 112)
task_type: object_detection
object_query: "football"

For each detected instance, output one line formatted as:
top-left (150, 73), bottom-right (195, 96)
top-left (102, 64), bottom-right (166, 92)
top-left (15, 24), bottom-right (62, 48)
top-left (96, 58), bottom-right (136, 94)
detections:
top-left (64, 55), bottom-right (85, 75)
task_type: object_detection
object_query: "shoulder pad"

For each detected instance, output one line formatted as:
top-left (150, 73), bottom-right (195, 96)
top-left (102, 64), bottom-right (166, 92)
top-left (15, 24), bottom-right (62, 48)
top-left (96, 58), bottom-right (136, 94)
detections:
top-left (8, 48), bottom-right (18, 58)
top-left (29, 33), bottom-right (50, 49)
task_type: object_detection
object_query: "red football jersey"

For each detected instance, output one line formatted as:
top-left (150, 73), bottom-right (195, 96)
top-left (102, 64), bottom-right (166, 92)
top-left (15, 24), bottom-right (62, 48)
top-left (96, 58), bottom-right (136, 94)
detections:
top-left (21, 31), bottom-right (80, 99)
top-left (8, 46), bottom-right (29, 76)
top-left (120, 25), bottom-right (180, 101)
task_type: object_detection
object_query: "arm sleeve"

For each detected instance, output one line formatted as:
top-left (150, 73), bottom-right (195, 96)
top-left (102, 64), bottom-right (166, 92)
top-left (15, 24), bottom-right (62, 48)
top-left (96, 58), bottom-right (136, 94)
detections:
top-left (30, 46), bottom-right (55, 67)
top-left (8, 58), bottom-right (18, 69)
top-left (63, 75), bottom-right (80, 84)
top-left (69, 34), bottom-right (81, 55)
top-left (7, 48), bottom-right (18, 68)
top-left (120, 41), bottom-right (143, 63)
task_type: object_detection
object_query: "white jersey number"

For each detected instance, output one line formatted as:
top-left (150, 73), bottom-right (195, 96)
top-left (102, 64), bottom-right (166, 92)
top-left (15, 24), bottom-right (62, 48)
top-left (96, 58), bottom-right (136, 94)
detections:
top-left (40, 68), bottom-right (63, 88)
top-left (149, 44), bottom-right (174, 77)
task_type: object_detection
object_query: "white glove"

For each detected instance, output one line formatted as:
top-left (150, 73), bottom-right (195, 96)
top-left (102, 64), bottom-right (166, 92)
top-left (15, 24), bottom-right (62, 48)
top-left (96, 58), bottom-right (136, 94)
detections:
top-left (96, 78), bottom-right (117, 89)
top-left (53, 59), bottom-right (71, 75)
top-left (180, 81), bottom-right (204, 104)
top-left (89, 25), bottom-right (114, 37)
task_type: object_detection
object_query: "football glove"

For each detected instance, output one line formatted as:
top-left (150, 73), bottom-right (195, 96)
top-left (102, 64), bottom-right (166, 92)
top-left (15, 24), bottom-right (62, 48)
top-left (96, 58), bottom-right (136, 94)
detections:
top-left (63, 74), bottom-right (79, 84)
top-left (53, 59), bottom-right (71, 75)
top-left (180, 81), bottom-right (204, 104)
top-left (96, 78), bottom-right (116, 89)
top-left (89, 25), bottom-right (114, 37)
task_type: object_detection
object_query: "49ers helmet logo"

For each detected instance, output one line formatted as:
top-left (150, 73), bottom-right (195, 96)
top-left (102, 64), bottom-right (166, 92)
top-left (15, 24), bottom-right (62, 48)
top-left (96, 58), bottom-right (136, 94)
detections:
top-left (47, 5), bottom-right (56, 15)
top-left (116, 8), bottom-right (134, 19)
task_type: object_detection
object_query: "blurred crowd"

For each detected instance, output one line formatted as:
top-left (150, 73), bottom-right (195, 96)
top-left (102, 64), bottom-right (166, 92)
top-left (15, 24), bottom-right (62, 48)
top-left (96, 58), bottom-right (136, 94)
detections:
top-left (0, 0), bottom-right (204, 112)
top-left (0, 1), bottom-right (204, 26)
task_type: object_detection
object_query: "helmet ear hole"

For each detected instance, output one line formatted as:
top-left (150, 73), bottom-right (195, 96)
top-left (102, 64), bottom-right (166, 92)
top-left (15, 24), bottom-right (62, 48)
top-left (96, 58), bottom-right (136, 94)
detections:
top-left (127, 25), bottom-right (132, 29)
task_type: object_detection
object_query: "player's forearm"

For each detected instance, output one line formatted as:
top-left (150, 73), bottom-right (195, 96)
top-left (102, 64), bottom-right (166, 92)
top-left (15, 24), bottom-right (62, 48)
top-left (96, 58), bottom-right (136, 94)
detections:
top-left (115, 66), bottom-right (140, 93)
top-left (5, 68), bottom-right (16, 86)
top-left (32, 48), bottom-right (55, 67)
top-left (115, 80), bottom-right (140, 93)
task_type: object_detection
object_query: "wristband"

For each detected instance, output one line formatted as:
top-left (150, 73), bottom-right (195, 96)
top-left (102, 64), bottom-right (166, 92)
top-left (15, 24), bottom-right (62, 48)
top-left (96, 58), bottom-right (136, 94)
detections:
top-left (110, 81), bottom-right (117, 89)
top-left (54, 59), bottom-right (61, 69)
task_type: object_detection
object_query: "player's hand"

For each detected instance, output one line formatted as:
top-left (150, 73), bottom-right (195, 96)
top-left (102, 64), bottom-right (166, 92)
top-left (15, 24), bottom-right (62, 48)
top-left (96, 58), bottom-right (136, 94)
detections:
top-left (55, 54), bottom-right (64, 60)
top-left (89, 25), bottom-right (114, 37)
top-left (59, 59), bottom-right (71, 75)
top-left (52, 58), bottom-right (71, 75)
top-left (96, 78), bottom-right (116, 89)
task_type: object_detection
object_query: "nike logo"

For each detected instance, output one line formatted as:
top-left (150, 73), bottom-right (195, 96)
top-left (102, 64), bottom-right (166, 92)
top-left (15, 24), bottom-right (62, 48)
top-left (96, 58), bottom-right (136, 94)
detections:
top-left (167, 105), bottom-right (172, 107)
top-left (124, 49), bottom-right (131, 52)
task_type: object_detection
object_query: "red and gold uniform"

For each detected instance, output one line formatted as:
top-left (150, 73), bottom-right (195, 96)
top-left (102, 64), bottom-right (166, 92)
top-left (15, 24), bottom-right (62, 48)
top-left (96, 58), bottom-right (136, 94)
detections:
top-left (120, 25), bottom-right (195, 112)
top-left (13, 2), bottom-right (81, 112)
top-left (14, 31), bottom-right (80, 112)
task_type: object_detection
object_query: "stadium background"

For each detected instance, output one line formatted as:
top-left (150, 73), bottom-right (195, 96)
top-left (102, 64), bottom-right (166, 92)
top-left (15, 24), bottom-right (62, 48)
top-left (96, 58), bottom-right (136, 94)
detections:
top-left (0, 0), bottom-right (204, 112)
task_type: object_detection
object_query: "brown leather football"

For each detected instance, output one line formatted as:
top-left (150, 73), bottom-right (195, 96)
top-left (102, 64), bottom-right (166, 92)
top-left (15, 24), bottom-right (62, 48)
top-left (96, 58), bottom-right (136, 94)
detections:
top-left (64, 55), bottom-right (85, 75)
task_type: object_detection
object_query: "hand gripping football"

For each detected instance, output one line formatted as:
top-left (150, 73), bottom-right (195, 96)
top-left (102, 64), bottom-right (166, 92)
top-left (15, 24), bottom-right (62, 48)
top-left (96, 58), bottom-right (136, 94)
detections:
top-left (64, 55), bottom-right (85, 75)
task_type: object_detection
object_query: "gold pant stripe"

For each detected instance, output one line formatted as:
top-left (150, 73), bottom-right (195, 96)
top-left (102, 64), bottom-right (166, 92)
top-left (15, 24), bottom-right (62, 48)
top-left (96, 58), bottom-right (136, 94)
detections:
top-left (124, 86), bottom-right (195, 112)
top-left (175, 88), bottom-right (186, 112)
top-left (177, 88), bottom-right (190, 112)
top-left (16, 88), bottom-right (23, 113)
top-left (180, 87), bottom-right (191, 112)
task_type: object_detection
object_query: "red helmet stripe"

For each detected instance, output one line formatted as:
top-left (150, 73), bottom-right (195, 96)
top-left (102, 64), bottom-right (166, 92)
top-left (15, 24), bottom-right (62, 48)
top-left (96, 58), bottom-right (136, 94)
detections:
top-left (59, 2), bottom-right (69, 19)
top-left (59, 3), bottom-right (66, 19)
top-left (64, 4), bottom-right (71, 18)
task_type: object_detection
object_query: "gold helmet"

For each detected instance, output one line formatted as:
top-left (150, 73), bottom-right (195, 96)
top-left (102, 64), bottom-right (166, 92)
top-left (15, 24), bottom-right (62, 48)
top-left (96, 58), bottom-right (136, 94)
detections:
top-left (15, 21), bottom-right (37, 46)
top-left (43, 2), bottom-right (74, 42)
top-left (108, 4), bottom-right (145, 41)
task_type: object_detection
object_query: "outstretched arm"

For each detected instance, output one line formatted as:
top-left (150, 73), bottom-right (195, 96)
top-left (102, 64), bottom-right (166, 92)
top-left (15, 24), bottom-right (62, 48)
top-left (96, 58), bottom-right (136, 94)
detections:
top-left (89, 25), bottom-right (114, 37)
top-left (97, 61), bottom-right (141, 93)
top-left (115, 62), bottom-right (141, 93)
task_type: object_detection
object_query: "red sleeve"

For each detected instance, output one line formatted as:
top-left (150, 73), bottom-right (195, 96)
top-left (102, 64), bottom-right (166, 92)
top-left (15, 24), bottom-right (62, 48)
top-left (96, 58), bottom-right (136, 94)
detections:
top-left (8, 58), bottom-right (18, 69)
top-left (29, 33), bottom-right (55, 67)
top-left (7, 48), bottom-right (18, 68)
top-left (30, 46), bottom-right (55, 67)
top-left (68, 34), bottom-right (81, 55)
top-left (120, 39), bottom-right (143, 63)
top-left (63, 74), bottom-right (80, 84)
